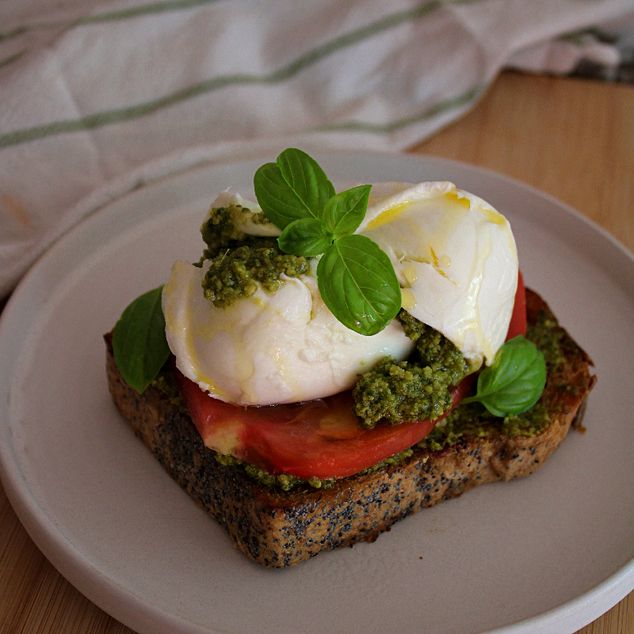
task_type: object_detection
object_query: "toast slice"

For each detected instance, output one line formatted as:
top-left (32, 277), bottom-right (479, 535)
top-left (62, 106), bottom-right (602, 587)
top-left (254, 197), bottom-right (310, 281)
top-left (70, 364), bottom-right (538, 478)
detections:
top-left (105, 289), bottom-right (595, 567)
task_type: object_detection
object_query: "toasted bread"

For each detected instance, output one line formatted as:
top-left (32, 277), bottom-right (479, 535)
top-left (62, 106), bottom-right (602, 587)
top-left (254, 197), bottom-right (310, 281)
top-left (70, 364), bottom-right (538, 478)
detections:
top-left (105, 289), bottom-right (594, 567)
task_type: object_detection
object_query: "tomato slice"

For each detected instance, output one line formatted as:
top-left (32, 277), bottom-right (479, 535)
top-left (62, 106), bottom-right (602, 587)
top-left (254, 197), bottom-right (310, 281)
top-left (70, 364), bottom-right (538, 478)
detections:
top-left (178, 373), bottom-right (474, 479)
top-left (506, 271), bottom-right (527, 340)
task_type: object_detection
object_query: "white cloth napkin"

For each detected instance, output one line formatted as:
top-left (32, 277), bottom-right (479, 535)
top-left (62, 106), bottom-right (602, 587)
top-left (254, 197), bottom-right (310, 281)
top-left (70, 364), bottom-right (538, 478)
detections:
top-left (1, 0), bottom-right (632, 297)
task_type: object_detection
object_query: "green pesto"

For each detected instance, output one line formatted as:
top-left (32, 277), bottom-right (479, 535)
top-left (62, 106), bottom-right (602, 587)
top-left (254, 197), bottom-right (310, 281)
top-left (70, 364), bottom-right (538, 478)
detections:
top-left (526, 311), bottom-right (566, 371)
top-left (199, 206), bottom-right (246, 260)
top-left (198, 205), bottom-right (310, 307)
top-left (352, 310), bottom-right (470, 428)
top-left (420, 401), bottom-right (551, 452)
top-left (215, 453), bottom-right (336, 491)
top-left (525, 307), bottom-right (586, 409)
top-left (201, 244), bottom-right (310, 307)
top-left (361, 446), bottom-right (414, 473)
top-left (199, 205), bottom-right (271, 260)
top-left (214, 447), bottom-right (417, 492)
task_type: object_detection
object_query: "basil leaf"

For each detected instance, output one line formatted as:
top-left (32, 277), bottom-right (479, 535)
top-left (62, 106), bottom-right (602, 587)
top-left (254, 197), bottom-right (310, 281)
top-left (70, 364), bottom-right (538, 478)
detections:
top-left (322, 184), bottom-right (371, 237)
top-left (253, 148), bottom-right (402, 336)
top-left (112, 287), bottom-right (170, 394)
top-left (253, 162), bottom-right (305, 229)
top-left (277, 148), bottom-right (336, 214)
top-left (317, 234), bottom-right (401, 336)
top-left (278, 218), bottom-right (333, 256)
top-left (463, 336), bottom-right (546, 416)
top-left (254, 148), bottom-right (335, 228)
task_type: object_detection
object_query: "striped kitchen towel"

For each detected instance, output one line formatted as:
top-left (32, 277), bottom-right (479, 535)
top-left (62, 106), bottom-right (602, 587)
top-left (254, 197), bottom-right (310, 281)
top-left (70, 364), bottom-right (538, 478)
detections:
top-left (1, 0), bottom-right (632, 296)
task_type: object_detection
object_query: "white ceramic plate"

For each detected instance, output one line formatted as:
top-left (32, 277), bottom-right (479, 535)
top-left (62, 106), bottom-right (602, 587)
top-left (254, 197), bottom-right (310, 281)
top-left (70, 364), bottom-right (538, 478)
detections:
top-left (1, 152), bottom-right (632, 634)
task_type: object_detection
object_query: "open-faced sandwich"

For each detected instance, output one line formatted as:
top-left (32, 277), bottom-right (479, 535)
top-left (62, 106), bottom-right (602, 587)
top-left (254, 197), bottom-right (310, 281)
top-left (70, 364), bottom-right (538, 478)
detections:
top-left (105, 149), bottom-right (595, 567)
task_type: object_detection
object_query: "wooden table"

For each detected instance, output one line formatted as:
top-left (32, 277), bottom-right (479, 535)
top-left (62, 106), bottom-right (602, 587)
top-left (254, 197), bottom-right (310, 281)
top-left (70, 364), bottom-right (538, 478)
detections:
top-left (1, 71), bottom-right (632, 633)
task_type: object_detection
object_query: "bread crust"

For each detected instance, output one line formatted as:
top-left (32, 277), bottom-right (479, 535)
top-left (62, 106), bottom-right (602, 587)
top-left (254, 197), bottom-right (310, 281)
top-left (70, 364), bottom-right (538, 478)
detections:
top-left (105, 289), bottom-right (595, 567)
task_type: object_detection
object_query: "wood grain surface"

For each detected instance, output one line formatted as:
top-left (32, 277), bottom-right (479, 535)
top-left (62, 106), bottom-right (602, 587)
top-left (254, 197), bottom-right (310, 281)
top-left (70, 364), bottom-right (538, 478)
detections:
top-left (0, 70), bottom-right (632, 633)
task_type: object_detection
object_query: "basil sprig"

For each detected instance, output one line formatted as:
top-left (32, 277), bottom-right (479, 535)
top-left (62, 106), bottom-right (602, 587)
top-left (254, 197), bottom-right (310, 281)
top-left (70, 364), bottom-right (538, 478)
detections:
top-left (462, 336), bottom-right (547, 416)
top-left (254, 148), bottom-right (335, 227)
top-left (112, 287), bottom-right (170, 393)
top-left (254, 148), bottom-right (400, 336)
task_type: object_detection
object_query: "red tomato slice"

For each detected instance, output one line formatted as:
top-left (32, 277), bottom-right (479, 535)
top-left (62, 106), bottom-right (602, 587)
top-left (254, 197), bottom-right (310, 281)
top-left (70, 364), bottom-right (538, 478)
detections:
top-left (506, 271), bottom-right (527, 340)
top-left (178, 373), bottom-right (474, 479)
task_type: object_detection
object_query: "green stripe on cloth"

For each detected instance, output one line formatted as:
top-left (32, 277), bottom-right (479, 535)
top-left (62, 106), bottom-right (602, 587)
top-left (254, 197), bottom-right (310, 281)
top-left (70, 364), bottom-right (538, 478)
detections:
top-left (0, 72), bottom-right (259, 148)
top-left (0, 0), bottom-right (482, 149)
top-left (0, 50), bottom-right (26, 69)
top-left (0, 0), bottom-right (219, 43)
top-left (314, 85), bottom-right (484, 134)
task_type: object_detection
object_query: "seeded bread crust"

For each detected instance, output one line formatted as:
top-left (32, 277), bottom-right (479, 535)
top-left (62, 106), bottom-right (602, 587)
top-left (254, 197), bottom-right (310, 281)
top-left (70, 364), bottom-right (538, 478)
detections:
top-left (105, 289), bottom-right (595, 567)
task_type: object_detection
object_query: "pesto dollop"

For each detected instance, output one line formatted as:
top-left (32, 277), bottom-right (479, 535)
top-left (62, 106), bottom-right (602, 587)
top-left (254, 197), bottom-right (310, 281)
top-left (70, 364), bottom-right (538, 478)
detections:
top-left (199, 204), bottom-right (272, 259)
top-left (420, 401), bottom-right (551, 452)
top-left (214, 447), bottom-right (416, 492)
top-left (198, 205), bottom-right (310, 307)
top-left (352, 310), bottom-right (471, 428)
